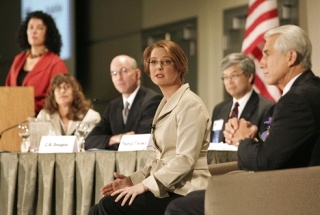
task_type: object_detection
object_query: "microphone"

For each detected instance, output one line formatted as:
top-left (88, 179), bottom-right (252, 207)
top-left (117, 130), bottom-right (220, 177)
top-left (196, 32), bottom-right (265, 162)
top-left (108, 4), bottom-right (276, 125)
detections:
top-left (74, 98), bottom-right (98, 132)
top-left (0, 119), bottom-right (28, 139)
top-left (91, 98), bottom-right (98, 104)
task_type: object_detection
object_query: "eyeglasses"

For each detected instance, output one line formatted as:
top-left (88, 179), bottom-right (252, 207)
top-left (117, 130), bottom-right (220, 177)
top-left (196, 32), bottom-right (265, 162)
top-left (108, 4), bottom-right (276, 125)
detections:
top-left (55, 84), bottom-right (72, 91)
top-left (148, 59), bottom-right (174, 67)
top-left (110, 67), bottom-right (132, 77)
top-left (221, 73), bottom-right (245, 81)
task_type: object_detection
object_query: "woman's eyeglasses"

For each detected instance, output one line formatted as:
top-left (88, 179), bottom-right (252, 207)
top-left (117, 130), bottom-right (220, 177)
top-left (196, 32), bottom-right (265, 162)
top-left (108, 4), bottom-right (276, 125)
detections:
top-left (148, 59), bottom-right (174, 67)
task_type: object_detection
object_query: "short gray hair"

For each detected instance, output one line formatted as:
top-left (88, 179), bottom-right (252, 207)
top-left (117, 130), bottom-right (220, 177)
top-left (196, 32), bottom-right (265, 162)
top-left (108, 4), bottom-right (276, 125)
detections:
top-left (220, 53), bottom-right (256, 84)
top-left (264, 24), bottom-right (312, 69)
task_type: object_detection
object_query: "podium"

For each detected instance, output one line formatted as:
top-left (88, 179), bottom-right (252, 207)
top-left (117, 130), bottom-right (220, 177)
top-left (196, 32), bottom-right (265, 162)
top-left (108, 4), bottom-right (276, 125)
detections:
top-left (0, 87), bottom-right (34, 152)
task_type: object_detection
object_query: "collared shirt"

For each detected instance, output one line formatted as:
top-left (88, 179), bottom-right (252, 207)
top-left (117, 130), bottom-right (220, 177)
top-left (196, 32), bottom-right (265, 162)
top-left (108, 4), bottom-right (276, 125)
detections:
top-left (232, 89), bottom-right (253, 118)
top-left (282, 73), bottom-right (303, 96)
top-left (122, 86), bottom-right (140, 110)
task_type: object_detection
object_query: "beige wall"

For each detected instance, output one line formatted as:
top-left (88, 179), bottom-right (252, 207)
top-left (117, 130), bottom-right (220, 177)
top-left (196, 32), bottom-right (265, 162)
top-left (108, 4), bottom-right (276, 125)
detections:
top-left (142, 0), bottom-right (320, 112)
top-left (1, 0), bottom-right (318, 114)
top-left (304, 0), bottom-right (320, 76)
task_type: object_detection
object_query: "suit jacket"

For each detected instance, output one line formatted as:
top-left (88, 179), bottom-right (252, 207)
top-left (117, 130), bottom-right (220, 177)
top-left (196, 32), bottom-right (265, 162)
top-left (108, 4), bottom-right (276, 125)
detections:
top-left (129, 84), bottom-right (211, 197)
top-left (6, 51), bottom-right (68, 113)
top-left (211, 90), bottom-right (274, 142)
top-left (238, 70), bottom-right (320, 171)
top-left (37, 109), bottom-right (101, 135)
top-left (85, 86), bottom-right (162, 150)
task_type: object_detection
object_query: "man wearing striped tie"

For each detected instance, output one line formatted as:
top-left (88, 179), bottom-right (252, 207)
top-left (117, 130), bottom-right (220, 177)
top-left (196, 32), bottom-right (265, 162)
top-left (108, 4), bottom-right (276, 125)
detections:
top-left (85, 55), bottom-right (162, 150)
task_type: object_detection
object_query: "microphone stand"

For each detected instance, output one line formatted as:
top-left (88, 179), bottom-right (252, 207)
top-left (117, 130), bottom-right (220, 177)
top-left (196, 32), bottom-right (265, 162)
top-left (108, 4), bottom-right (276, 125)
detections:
top-left (0, 120), bottom-right (28, 139)
top-left (74, 98), bottom-right (97, 133)
top-left (75, 108), bottom-right (90, 131)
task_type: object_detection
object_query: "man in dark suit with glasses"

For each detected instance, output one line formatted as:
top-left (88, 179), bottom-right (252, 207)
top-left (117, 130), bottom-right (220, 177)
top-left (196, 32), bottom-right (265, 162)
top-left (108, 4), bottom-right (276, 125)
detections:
top-left (210, 52), bottom-right (273, 143)
top-left (85, 55), bottom-right (162, 150)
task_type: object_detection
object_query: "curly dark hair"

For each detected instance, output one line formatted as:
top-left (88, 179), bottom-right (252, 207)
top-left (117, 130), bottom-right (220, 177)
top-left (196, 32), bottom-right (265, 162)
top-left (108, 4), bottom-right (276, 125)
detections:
top-left (18, 10), bottom-right (62, 55)
top-left (44, 74), bottom-right (92, 121)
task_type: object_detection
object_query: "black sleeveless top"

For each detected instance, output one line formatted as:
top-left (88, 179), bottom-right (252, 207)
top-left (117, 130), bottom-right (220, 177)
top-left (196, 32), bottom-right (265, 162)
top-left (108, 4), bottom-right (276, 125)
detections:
top-left (17, 69), bottom-right (28, 86)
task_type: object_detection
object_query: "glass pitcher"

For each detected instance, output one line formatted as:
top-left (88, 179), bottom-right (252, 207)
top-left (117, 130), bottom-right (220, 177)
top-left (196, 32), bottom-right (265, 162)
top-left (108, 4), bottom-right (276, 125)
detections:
top-left (28, 117), bottom-right (55, 152)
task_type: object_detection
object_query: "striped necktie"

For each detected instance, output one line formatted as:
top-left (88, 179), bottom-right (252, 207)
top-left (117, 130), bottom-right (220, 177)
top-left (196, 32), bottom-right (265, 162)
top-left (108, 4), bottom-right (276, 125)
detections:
top-left (230, 102), bottom-right (239, 119)
top-left (123, 101), bottom-right (129, 124)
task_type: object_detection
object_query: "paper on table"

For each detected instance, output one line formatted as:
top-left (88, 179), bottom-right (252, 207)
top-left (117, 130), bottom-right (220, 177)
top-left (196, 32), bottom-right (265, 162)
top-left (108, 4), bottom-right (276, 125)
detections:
top-left (208, 142), bottom-right (238, 151)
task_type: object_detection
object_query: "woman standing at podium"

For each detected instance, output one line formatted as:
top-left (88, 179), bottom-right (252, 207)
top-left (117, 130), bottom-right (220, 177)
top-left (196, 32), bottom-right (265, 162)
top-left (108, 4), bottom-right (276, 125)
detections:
top-left (5, 10), bottom-right (68, 115)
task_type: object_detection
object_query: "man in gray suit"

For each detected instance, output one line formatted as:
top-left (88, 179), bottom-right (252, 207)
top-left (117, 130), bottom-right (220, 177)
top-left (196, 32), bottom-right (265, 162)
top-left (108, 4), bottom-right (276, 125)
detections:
top-left (85, 55), bottom-right (162, 150)
top-left (211, 53), bottom-right (274, 143)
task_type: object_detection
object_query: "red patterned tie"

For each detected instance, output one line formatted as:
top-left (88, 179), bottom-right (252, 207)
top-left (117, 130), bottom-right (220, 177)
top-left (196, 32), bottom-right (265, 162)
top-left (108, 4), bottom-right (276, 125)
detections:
top-left (230, 102), bottom-right (239, 119)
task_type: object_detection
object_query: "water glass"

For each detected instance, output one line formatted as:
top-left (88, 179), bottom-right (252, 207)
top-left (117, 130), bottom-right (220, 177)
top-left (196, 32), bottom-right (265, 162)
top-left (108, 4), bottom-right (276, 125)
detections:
top-left (76, 122), bottom-right (90, 152)
top-left (18, 121), bottom-right (30, 152)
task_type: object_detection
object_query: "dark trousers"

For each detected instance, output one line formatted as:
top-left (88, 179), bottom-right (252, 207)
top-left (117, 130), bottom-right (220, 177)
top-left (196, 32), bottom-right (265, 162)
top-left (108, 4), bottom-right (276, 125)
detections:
top-left (89, 191), bottom-right (182, 215)
top-left (164, 190), bottom-right (205, 215)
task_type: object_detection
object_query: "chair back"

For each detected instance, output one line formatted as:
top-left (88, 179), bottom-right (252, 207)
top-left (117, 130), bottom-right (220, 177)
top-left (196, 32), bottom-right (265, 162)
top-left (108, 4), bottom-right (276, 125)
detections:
top-left (309, 132), bottom-right (320, 166)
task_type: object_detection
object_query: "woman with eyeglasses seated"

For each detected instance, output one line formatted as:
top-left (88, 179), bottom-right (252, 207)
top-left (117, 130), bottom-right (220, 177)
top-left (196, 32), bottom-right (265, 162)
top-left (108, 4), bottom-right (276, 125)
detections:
top-left (37, 74), bottom-right (101, 139)
top-left (89, 40), bottom-right (211, 215)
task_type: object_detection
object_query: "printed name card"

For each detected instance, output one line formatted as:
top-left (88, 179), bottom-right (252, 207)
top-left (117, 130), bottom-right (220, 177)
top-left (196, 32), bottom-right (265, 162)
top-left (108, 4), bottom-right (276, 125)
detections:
top-left (211, 119), bottom-right (224, 143)
top-left (118, 134), bottom-right (153, 151)
top-left (208, 142), bottom-right (238, 151)
top-left (39, 136), bottom-right (78, 153)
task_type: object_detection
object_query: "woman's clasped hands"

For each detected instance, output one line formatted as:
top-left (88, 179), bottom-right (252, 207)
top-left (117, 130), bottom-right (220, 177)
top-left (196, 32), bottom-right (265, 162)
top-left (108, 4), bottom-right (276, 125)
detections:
top-left (101, 172), bottom-right (148, 206)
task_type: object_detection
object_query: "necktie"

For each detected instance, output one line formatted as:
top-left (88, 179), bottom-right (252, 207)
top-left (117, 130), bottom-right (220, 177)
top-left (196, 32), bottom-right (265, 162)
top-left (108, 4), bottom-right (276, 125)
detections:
top-left (230, 102), bottom-right (239, 119)
top-left (123, 101), bottom-right (129, 124)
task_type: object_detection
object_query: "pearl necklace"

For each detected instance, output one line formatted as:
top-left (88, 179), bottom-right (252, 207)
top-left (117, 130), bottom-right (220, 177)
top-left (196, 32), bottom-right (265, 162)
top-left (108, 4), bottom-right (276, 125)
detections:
top-left (26, 49), bottom-right (48, 59)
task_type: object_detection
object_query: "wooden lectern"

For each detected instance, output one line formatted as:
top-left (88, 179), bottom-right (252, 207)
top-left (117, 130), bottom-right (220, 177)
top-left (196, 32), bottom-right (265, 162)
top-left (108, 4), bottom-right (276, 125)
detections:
top-left (0, 87), bottom-right (34, 152)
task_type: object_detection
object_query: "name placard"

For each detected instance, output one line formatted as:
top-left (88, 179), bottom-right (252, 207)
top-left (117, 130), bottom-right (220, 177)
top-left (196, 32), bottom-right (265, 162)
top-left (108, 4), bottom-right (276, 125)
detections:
top-left (39, 136), bottom-right (78, 153)
top-left (208, 142), bottom-right (238, 151)
top-left (118, 134), bottom-right (153, 151)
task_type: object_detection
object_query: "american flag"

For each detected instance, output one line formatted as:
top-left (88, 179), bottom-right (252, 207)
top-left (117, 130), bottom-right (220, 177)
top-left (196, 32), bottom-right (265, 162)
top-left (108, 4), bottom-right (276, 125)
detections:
top-left (242, 0), bottom-right (281, 101)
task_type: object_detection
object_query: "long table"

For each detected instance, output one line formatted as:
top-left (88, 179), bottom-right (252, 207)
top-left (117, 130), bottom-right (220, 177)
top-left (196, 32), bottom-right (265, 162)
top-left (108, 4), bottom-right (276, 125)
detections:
top-left (0, 150), bottom-right (237, 215)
